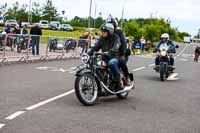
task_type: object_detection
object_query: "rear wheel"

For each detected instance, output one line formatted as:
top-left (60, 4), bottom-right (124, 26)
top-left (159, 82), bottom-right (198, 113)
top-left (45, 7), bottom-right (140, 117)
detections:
top-left (75, 73), bottom-right (98, 106)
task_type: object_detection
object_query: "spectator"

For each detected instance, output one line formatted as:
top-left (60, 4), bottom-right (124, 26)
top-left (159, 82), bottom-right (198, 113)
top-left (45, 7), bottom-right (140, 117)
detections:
top-left (30, 24), bottom-right (42, 56)
top-left (79, 31), bottom-right (91, 54)
top-left (5, 24), bottom-right (11, 34)
top-left (12, 25), bottom-right (21, 46)
top-left (21, 25), bottom-right (28, 35)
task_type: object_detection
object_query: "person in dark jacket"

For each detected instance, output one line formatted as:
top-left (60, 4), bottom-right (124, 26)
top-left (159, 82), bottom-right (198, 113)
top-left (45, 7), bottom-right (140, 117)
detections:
top-left (5, 24), bottom-right (11, 34)
top-left (88, 23), bottom-right (122, 90)
top-left (30, 24), bottom-right (42, 55)
top-left (106, 16), bottom-right (130, 86)
top-left (12, 25), bottom-right (21, 46)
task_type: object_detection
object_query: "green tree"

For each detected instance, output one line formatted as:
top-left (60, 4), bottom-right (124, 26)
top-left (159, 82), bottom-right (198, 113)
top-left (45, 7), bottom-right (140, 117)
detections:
top-left (31, 2), bottom-right (41, 23)
top-left (41, 0), bottom-right (58, 22)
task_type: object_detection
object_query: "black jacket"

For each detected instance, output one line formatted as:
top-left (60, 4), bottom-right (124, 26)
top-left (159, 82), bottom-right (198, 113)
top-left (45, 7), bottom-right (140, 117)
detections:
top-left (88, 34), bottom-right (121, 58)
top-left (115, 29), bottom-right (126, 56)
top-left (30, 26), bottom-right (42, 36)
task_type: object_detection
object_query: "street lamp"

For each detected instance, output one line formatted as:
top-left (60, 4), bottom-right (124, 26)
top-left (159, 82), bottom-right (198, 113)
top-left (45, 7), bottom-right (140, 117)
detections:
top-left (88, 0), bottom-right (93, 28)
top-left (28, 0), bottom-right (32, 23)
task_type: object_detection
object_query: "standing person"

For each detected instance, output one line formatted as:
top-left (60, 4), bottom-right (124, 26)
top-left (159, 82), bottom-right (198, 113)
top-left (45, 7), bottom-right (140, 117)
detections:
top-left (12, 25), bottom-right (21, 47)
top-left (79, 31), bottom-right (91, 54)
top-left (5, 24), bottom-right (11, 34)
top-left (30, 24), bottom-right (42, 56)
top-left (21, 25), bottom-right (28, 35)
top-left (140, 36), bottom-right (146, 54)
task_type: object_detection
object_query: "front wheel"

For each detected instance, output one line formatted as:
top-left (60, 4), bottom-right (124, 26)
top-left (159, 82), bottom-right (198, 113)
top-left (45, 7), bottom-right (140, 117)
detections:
top-left (75, 73), bottom-right (98, 106)
top-left (160, 64), bottom-right (167, 81)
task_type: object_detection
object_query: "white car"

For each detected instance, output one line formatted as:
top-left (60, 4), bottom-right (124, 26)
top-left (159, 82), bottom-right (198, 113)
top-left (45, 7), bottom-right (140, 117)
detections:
top-left (0, 16), bottom-right (4, 26)
top-left (5, 19), bottom-right (17, 27)
top-left (21, 22), bottom-right (30, 27)
top-left (39, 20), bottom-right (49, 29)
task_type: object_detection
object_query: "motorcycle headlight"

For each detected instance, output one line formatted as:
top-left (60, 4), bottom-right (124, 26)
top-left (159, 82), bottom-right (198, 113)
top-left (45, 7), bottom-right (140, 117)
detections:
top-left (160, 50), bottom-right (167, 56)
top-left (81, 54), bottom-right (90, 64)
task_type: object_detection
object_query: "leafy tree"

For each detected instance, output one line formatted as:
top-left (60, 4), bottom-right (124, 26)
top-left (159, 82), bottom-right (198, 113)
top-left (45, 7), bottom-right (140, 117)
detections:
top-left (41, 0), bottom-right (59, 22)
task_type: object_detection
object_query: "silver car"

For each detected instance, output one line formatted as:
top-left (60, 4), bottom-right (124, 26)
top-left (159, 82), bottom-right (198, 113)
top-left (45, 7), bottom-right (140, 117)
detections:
top-left (5, 19), bottom-right (17, 27)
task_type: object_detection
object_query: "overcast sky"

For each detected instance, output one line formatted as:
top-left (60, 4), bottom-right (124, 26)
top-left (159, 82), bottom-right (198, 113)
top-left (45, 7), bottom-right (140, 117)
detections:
top-left (1, 0), bottom-right (200, 36)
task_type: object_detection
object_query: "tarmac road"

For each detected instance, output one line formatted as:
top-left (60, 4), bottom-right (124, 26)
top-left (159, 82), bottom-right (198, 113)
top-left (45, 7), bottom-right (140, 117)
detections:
top-left (0, 43), bottom-right (200, 133)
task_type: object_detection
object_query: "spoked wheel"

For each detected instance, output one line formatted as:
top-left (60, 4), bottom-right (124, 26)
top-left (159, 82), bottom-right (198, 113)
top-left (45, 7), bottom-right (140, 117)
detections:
top-left (75, 73), bottom-right (98, 106)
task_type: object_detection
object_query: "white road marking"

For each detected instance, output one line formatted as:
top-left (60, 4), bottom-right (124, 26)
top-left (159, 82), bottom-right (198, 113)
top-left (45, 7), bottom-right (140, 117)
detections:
top-left (0, 124), bottom-right (5, 129)
top-left (133, 67), bottom-right (146, 72)
top-left (51, 68), bottom-right (67, 73)
top-left (70, 67), bottom-right (77, 70)
top-left (36, 66), bottom-right (54, 70)
top-left (177, 44), bottom-right (189, 57)
top-left (5, 111), bottom-right (26, 120)
top-left (26, 89), bottom-right (75, 111)
top-left (167, 73), bottom-right (179, 81)
top-left (180, 59), bottom-right (188, 62)
top-left (148, 64), bottom-right (154, 67)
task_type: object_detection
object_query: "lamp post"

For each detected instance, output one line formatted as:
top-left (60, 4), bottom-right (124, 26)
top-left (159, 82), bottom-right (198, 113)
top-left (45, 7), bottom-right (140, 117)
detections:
top-left (88, 0), bottom-right (93, 28)
top-left (28, 0), bottom-right (32, 23)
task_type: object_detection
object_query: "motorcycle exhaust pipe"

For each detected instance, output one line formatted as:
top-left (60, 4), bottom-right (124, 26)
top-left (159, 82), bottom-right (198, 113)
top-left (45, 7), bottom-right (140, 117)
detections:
top-left (100, 81), bottom-right (135, 95)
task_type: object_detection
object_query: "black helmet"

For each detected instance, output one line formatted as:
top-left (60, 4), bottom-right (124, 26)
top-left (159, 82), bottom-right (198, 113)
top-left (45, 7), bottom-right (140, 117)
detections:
top-left (106, 16), bottom-right (118, 29)
top-left (100, 23), bottom-right (114, 35)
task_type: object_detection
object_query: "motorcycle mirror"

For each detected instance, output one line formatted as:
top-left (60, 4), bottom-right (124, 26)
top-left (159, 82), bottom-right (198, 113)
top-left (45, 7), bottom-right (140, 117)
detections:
top-left (175, 45), bottom-right (179, 49)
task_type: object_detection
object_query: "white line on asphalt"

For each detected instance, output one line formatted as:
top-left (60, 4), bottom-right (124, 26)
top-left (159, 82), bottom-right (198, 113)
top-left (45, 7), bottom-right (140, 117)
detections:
top-left (148, 64), bottom-right (154, 67)
top-left (133, 67), bottom-right (146, 72)
top-left (167, 73), bottom-right (179, 81)
top-left (5, 111), bottom-right (26, 120)
top-left (0, 124), bottom-right (5, 129)
top-left (26, 89), bottom-right (75, 111)
top-left (180, 59), bottom-right (188, 62)
top-left (177, 44), bottom-right (189, 57)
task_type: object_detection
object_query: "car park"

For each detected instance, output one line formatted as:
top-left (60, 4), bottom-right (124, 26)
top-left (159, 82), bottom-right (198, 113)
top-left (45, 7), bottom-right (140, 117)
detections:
top-left (39, 20), bottom-right (49, 29)
top-left (5, 19), bottom-right (17, 27)
top-left (61, 24), bottom-right (73, 31)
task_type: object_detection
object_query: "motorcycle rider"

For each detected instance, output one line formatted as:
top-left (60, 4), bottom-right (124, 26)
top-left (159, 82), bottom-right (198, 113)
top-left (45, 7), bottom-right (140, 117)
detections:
top-left (106, 16), bottom-right (130, 86)
top-left (88, 23), bottom-right (123, 91)
top-left (154, 33), bottom-right (176, 71)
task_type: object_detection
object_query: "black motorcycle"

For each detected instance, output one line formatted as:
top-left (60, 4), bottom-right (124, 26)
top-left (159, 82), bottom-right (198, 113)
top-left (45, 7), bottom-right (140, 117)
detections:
top-left (49, 38), bottom-right (65, 52)
top-left (154, 47), bottom-right (176, 81)
top-left (65, 38), bottom-right (77, 53)
top-left (17, 35), bottom-right (31, 53)
top-left (74, 52), bottom-right (135, 106)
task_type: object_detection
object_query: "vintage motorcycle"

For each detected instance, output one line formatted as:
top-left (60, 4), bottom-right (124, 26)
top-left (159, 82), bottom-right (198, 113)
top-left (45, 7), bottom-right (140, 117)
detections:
top-left (74, 52), bottom-right (135, 106)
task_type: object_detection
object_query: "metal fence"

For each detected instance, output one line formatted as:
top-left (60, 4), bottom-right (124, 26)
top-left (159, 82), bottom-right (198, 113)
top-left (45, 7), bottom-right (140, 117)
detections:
top-left (0, 33), bottom-right (91, 65)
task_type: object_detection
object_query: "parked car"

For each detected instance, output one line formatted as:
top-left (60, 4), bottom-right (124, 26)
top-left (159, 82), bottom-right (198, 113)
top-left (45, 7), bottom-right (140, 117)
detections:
top-left (49, 21), bottom-right (61, 30)
top-left (21, 22), bottom-right (30, 27)
top-left (0, 16), bottom-right (4, 26)
top-left (39, 20), bottom-right (49, 29)
top-left (61, 24), bottom-right (73, 31)
top-left (5, 19), bottom-right (17, 27)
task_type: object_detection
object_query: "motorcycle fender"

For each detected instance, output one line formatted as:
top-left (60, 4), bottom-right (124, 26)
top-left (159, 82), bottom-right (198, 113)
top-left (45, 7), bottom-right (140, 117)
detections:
top-left (75, 68), bottom-right (92, 77)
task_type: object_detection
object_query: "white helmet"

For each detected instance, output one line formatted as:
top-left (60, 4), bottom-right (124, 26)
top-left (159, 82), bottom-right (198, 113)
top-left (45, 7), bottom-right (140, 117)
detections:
top-left (161, 33), bottom-right (169, 40)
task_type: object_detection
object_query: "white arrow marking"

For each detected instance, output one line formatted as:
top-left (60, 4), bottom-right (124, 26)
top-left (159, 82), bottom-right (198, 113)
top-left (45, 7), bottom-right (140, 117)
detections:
top-left (167, 73), bottom-right (179, 81)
